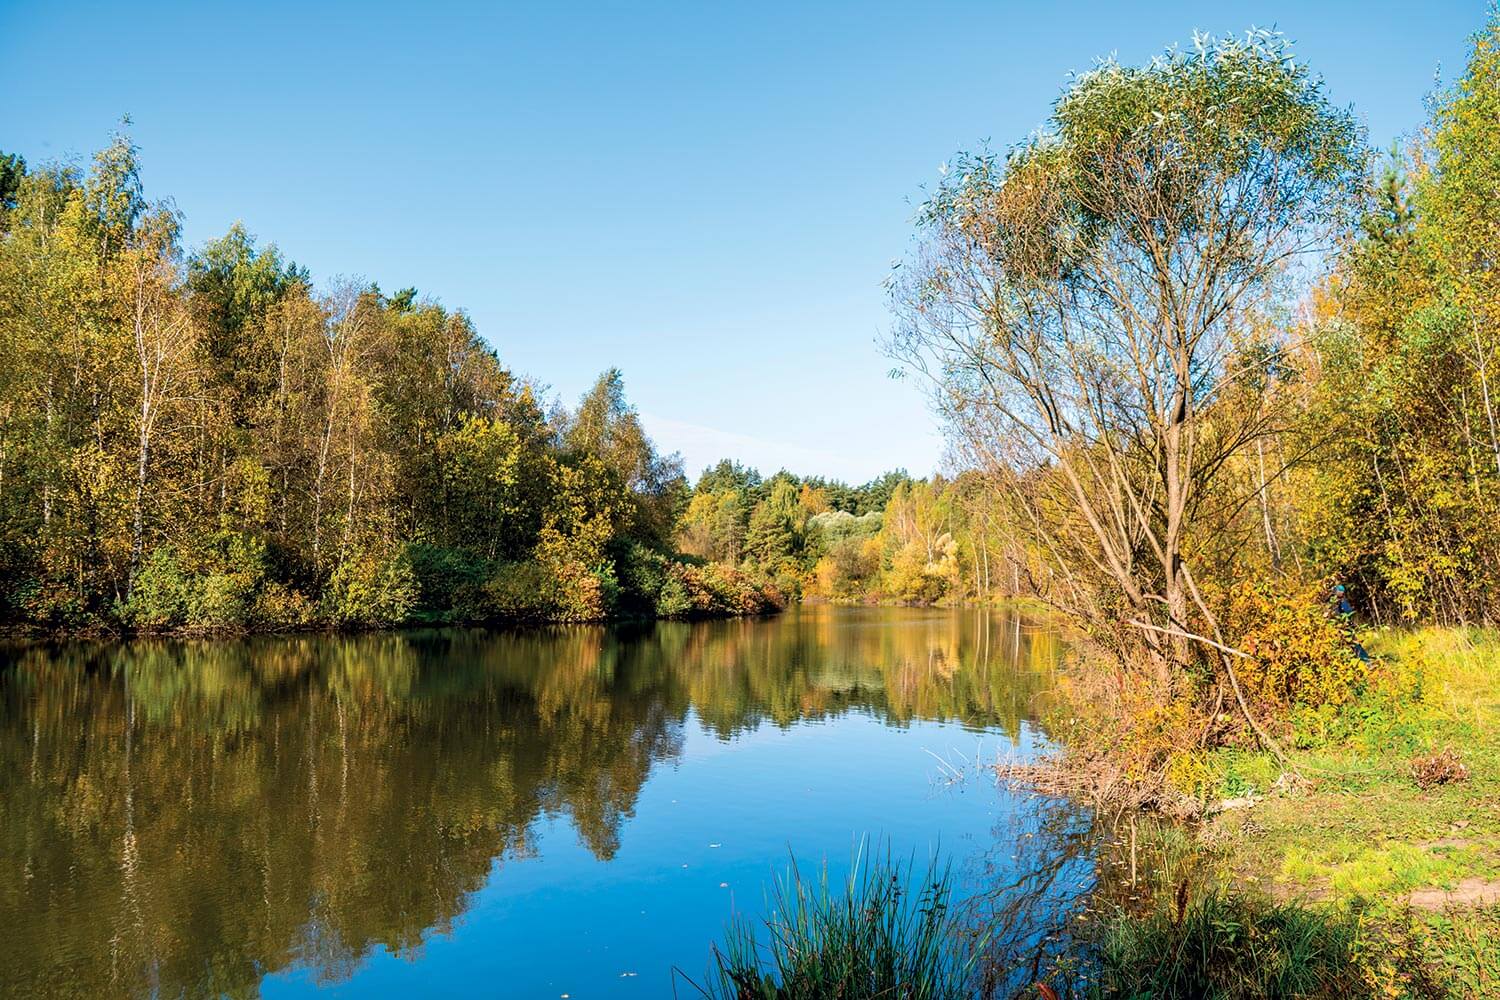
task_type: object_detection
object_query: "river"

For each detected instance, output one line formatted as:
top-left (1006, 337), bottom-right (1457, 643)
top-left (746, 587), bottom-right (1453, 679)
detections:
top-left (1, 605), bottom-right (1089, 998)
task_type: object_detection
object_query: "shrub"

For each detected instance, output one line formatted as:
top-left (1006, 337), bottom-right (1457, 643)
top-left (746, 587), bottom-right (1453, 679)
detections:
top-left (811, 537), bottom-right (881, 602)
top-left (12, 576), bottom-right (91, 630)
top-left (884, 539), bottom-right (952, 605)
top-left (406, 542), bottom-right (489, 618)
top-left (121, 534), bottom-right (271, 632)
top-left (185, 532), bottom-right (268, 630)
top-left (1223, 580), bottom-right (1368, 721)
top-left (123, 546), bottom-right (191, 629)
top-left (612, 540), bottom-right (672, 618)
top-left (544, 554), bottom-right (613, 621)
top-left (254, 581), bottom-right (317, 629)
top-left (478, 561), bottom-right (557, 621)
top-left (655, 564), bottom-right (696, 618)
top-left (656, 562), bottom-right (782, 619)
top-left (191, 570), bottom-right (255, 629)
top-left (324, 541), bottom-right (418, 627)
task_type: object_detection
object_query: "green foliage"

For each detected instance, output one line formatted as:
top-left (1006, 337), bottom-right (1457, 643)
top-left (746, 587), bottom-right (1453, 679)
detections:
top-left (684, 466), bottom-right (998, 610)
top-left (0, 149), bottom-right (24, 213)
top-left (1172, 624), bottom-right (1500, 998)
top-left (0, 131), bottom-right (774, 635)
top-left (807, 509), bottom-right (881, 546)
top-left (696, 459), bottom-right (762, 496)
top-left (1298, 14), bottom-right (1500, 626)
top-left (121, 535), bottom-right (271, 632)
top-left (690, 851), bottom-right (973, 1000)
top-left (433, 415), bottom-right (535, 559)
top-left (476, 560), bottom-right (562, 622)
top-left (254, 581), bottom-right (317, 629)
top-left (745, 479), bottom-right (805, 570)
top-left (565, 368), bottom-right (686, 546)
top-left (405, 543), bottom-right (490, 618)
top-left (123, 546), bottom-right (193, 630)
top-left (1088, 892), bottom-right (1379, 1000)
top-left (323, 542), bottom-right (418, 627)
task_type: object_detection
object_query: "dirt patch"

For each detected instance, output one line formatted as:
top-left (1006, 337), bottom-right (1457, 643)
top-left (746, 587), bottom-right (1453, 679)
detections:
top-left (1407, 877), bottom-right (1500, 910)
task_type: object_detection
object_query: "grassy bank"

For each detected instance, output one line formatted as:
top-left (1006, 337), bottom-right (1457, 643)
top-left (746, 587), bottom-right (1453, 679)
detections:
top-left (1158, 627), bottom-right (1500, 997)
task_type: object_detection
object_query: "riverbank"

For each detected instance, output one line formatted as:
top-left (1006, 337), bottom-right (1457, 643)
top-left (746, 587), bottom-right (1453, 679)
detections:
top-left (1021, 626), bottom-right (1500, 997)
top-left (1, 553), bottom-right (785, 639)
top-left (1194, 627), bottom-right (1500, 995)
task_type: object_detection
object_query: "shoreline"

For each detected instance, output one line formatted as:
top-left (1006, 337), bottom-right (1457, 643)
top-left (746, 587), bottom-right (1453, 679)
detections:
top-left (991, 625), bottom-right (1500, 996)
top-left (0, 605), bottom-right (790, 644)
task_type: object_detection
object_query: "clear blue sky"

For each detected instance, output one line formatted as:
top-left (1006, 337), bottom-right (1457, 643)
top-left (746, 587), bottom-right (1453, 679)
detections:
top-left (0, 1), bottom-right (1482, 483)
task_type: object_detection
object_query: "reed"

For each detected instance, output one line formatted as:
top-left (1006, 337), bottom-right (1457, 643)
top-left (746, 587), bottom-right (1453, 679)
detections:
top-left (684, 846), bottom-right (978, 1000)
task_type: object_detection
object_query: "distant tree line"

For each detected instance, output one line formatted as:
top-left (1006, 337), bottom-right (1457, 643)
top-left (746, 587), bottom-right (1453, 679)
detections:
top-left (676, 461), bottom-right (1031, 607)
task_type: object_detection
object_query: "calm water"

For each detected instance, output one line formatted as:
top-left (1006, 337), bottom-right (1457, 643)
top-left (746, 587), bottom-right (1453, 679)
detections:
top-left (1, 606), bottom-right (1086, 998)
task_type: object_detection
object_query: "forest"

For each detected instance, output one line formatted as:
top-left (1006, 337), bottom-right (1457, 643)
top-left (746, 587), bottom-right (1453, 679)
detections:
top-left (0, 144), bottom-right (783, 634)
top-left (0, 132), bottom-right (1023, 635)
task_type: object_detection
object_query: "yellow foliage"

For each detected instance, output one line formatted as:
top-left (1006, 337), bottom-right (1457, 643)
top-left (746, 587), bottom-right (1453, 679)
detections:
top-left (1222, 580), bottom-right (1368, 717)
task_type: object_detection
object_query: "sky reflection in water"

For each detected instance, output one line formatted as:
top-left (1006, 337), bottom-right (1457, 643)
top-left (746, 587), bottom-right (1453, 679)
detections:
top-left (1, 606), bottom-right (1083, 998)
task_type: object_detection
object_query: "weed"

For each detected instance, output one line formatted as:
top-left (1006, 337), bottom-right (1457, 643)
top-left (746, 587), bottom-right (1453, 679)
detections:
top-left (1411, 748), bottom-right (1471, 789)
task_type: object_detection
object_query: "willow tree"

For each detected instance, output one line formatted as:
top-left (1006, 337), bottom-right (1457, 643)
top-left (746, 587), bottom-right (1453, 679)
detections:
top-left (891, 31), bottom-right (1363, 687)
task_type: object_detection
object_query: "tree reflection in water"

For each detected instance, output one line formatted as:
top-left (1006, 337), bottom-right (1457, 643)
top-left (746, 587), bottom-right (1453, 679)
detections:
top-left (0, 606), bottom-right (1063, 998)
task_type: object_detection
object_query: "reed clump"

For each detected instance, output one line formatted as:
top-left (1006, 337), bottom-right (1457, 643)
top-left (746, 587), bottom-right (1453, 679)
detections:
top-left (685, 850), bottom-right (977, 1000)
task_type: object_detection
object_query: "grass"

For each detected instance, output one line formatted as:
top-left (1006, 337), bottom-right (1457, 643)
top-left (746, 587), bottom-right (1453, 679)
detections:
top-left (1201, 628), bottom-right (1500, 890)
top-left (1002, 625), bottom-right (1500, 997)
top-left (1279, 839), bottom-right (1495, 898)
top-left (682, 848), bottom-right (979, 1000)
top-left (1187, 626), bottom-right (1500, 998)
top-left (1088, 890), bottom-right (1379, 1000)
top-left (692, 824), bottom-right (1436, 1000)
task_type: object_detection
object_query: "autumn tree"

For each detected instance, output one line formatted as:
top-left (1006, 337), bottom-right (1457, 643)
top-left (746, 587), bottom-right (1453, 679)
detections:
top-left (892, 30), bottom-right (1364, 687)
top-left (0, 133), bottom-right (769, 632)
top-left (745, 477), bottom-right (804, 567)
top-left (1300, 14), bottom-right (1500, 625)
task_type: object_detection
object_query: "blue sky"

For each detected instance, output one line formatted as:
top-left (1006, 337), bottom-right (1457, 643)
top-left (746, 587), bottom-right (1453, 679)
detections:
top-left (0, 1), bottom-right (1482, 483)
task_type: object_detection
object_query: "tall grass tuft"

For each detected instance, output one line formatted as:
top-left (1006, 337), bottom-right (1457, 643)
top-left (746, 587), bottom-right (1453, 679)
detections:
top-left (685, 847), bottom-right (977, 999)
top-left (1089, 889), bottom-right (1381, 1000)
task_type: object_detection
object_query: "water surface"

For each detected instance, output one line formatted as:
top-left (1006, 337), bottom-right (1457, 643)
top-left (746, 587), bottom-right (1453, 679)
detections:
top-left (1, 606), bottom-right (1079, 997)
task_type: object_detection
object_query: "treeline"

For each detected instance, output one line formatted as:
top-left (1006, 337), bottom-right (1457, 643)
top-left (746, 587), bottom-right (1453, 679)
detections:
top-left (676, 461), bottom-right (1035, 607)
top-left (0, 139), bottom-right (776, 633)
top-left (1294, 24), bottom-right (1500, 627)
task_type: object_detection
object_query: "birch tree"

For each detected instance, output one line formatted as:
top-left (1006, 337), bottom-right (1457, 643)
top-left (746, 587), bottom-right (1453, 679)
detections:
top-left (120, 210), bottom-right (194, 589)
